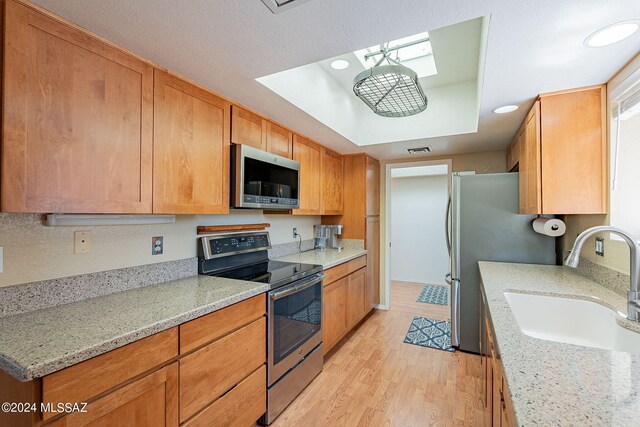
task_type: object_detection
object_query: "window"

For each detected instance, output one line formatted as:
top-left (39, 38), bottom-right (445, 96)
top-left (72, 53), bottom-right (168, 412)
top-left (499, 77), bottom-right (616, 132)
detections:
top-left (609, 63), bottom-right (640, 238)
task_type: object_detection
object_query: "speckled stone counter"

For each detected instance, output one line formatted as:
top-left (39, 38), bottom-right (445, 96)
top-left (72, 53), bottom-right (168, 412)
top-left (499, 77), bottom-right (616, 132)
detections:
top-left (274, 247), bottom-right (367, 269)
top-left (0, 276), bottom-right (268, 381)
top-left (479, 262), bottom-right (640, 426)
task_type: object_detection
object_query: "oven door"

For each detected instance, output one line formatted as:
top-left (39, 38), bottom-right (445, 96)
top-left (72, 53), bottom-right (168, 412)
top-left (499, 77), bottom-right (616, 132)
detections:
top-left (268, 273), bottom-right (323, 386)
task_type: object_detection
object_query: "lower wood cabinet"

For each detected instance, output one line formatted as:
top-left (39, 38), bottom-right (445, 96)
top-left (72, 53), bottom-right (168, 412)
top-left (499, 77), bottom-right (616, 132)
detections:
top-left (0, 296), bottom-right (268, 427)
top-left (183, 365), bottom-right (266, 427)
top-left (482, 292), bottom-right (516, 427)
top-left (48, 363), bottom-right (179, 427)
top-left (179, 317), bottom-right (266, 423)
top-left (323, 256), bottom-right (373, 355)
top-left (323, 276), bottom-right (349, 353)
top-left (347, 268), bottom-right (366, 329)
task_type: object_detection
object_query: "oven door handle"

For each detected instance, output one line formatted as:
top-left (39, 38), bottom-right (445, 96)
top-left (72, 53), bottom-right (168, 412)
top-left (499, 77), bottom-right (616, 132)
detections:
top-left (270, 274), bottom-right (325, 301)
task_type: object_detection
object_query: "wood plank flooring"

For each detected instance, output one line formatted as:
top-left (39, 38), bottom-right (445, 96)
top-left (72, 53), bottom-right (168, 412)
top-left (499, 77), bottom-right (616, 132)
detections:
top-left (271, 280), bottom-right (489, 426)
top-left (390, 280), bottom-right (450, 321)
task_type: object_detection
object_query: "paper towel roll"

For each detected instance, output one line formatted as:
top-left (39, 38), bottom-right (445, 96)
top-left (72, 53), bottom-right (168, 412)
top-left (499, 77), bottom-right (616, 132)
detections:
top-left (532, 218), bottom-right (566, 237)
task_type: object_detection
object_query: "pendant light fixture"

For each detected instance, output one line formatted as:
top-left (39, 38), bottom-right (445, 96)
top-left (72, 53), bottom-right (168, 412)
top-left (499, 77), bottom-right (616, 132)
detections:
top-left (353, 41), bottom-right (428, 118)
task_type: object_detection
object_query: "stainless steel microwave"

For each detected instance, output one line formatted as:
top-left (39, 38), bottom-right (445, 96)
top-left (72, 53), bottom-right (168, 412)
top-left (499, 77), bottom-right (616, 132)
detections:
top-left (231, 144), bottom-right (300, 210)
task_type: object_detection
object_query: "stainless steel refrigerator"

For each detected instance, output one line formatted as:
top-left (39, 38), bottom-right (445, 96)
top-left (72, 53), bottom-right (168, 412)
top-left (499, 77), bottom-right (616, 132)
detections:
top-left (446, 172), bottom-right (556, 353)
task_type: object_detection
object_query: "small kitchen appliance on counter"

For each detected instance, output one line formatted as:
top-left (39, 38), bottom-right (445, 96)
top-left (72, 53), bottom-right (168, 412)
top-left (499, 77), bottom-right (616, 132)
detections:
top-left (198, 231), bottom-right (324, 424)
top-left (313, 224), bottom-right (344, 250)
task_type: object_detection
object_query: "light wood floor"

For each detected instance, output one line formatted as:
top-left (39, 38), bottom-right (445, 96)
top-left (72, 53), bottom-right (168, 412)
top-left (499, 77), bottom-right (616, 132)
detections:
top-left (390, 280), bottom-right (450, 321)
top-left (271, 282), bottom-right (489, 426)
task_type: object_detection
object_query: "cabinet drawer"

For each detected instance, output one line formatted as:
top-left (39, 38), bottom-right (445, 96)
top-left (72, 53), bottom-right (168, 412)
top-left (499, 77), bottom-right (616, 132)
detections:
top-left (183, 365), bottom-right (266, 427)
top-left (179, 318), bottom-right (266, 422)
top-left (348, 256), bottom-right (366, 273)
top-left (180, 294), bottom-right (266, 354)
top-left (42, 328), bottom-right (178, 420)
top-left (324, 262), bottom-right (349, 286)
top-left (48, 363), bottom-right (178, 427)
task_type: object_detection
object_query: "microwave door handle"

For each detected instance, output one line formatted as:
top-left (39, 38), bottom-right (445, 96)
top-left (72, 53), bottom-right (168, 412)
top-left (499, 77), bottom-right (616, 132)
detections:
top-left (270, 274), bottom-right (325, 301)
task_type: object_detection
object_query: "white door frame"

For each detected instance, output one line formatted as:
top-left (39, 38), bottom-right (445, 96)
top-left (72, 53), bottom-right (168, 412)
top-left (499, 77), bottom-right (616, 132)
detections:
top-left (381, 159), bottom-right (452, 310)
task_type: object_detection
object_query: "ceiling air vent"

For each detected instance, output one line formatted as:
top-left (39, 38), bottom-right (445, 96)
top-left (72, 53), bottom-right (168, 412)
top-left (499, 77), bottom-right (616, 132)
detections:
top-left (407, 146), bottom-right (433, 154)
top-left (261, 0), bottom-right (311, 14)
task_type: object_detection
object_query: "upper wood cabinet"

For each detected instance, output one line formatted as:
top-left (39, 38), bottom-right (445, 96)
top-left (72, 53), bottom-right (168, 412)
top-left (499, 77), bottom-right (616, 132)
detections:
top-left (292, 135), bottom-right (322, 215)
top-left (321, 148), bottom-right (344, 215)
top-left (231, 106), bottom-right (292, 158)
top-left (153, 71), bottom-right (230, 214)
top-left (516, 86), bottom-right (606, 214)
top-left (231, 106), bottom-right (264, 150)
top-left (519, 102), bottom-right (542, 214)
top-left (506, 133), bottom-right (520, 172)
top-left (2, 0), bottom-right (153, 213)
top-left (366, 156), bottom-right (381, 216)
top-left (266, 121), bottom-right (293, 158)
top-left (323, 154), bottom-right (380, 238)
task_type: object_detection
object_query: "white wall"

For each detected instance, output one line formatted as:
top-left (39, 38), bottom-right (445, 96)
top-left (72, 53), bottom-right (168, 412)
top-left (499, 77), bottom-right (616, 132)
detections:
top-left (0, 212), bottom-right (319, 287)
top-left (390, 174), bottom-right (449, 285)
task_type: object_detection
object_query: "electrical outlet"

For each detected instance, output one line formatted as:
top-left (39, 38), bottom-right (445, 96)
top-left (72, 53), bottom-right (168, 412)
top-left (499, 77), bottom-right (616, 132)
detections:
top-left (292, 227), bottom-right (298, 238)
top-left (152, 236), bottom-right (164, 255)
top-left (74, 231), bottom-right (91, 254)
top-left (595, 237), bottom-right (605, 257)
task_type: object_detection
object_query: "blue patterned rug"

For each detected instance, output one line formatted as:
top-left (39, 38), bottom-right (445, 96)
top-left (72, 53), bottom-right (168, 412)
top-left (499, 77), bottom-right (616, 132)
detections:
top-left (416, 285), bottom-right (448, 306)
top-left (404, 316), bottom-right (455, 352)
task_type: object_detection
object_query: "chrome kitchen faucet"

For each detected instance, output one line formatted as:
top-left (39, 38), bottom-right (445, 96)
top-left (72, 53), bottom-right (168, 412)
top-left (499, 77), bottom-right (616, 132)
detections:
top-left (565, 226), bottom-right (640, 322)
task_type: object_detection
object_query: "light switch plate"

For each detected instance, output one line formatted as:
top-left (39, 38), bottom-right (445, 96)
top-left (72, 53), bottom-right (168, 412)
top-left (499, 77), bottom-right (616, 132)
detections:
top-left (74, 231), bottom-right (91, 254)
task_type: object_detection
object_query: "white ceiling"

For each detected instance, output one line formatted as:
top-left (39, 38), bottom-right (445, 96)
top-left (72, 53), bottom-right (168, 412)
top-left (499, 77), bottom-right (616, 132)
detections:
top-left (257, 17), bottom-right (487, 146)
top-left (30, 0), bottom-right (640, 160)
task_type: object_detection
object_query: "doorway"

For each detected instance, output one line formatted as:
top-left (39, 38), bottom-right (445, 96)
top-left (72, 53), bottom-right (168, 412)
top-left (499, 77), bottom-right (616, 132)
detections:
top-left (385, 160), bottom-right (451, 321)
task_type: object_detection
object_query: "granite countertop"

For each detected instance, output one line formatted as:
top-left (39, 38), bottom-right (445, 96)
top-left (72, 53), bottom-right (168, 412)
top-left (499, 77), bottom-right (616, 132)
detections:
top-left (0, 276), bottom-right (268, 381)
top-left (274, 247), bottom-right (367, 269)
top-left (479, 262), bottom-right (640, 426)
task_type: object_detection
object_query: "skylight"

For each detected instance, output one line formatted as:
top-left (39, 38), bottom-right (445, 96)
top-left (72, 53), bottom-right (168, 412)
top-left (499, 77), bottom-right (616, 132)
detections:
top-left (354, 32), bottom-right (438, 78)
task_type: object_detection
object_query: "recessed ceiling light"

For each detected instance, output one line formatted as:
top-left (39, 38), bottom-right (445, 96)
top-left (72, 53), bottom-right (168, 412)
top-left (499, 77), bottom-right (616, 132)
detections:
top-left (493, 105), bottom-right (518, 114)
top-left (330, 59), bottom-right (350, 70)
top-left (585, 21), bottom-right (639, 47)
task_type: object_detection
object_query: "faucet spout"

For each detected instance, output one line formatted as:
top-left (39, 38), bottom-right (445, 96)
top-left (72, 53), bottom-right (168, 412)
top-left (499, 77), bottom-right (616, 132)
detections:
top-left (564, 226), bottom-right (640, 321)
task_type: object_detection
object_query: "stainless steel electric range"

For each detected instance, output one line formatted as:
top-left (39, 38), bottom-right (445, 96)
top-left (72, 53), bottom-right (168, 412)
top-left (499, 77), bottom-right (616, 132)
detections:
top-left (198, 231), bottom-right (324, 425)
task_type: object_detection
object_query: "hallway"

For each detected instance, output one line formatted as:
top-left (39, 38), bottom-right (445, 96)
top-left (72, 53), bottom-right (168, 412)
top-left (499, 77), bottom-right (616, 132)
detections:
top-left (272, 281), bottom-right (488, 426)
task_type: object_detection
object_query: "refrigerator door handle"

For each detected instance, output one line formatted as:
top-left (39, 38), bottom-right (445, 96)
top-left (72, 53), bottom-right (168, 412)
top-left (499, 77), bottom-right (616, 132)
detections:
top-left (445, 196), bottom-right (452, 256)
top-left (451, 279), bottom-right (461, 347)
top-left (445, 272), bottom-right (452, 284)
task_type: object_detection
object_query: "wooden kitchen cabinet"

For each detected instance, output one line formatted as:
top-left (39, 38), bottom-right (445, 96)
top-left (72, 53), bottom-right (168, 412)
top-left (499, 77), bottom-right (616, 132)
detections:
top-left (179, 317), bottom-right (266, 422)
top-left (519, 102), bottom-right (542, 214)
top-left (292, 134), bottom-right (323, 215)
top-left (323, 276), bottom-right (349, 355)
top-left (322, 256), bottom-right (371, 355)
top-left (366, 216), bottom-right (381, 307)
top-left (506, 132), bottom-right (521, 172)
top-left (153, 70), bottom-right (230, 214)
top-left (266, 121), bottom-right (293, 158)
top-left (516, 85), bottom-right (607, 214)
top-left (0, 296), bottom-right (268, 427)
top-left (2, 0), bottom-right (154, 213)
top-left (231, 106), bottom-right (265, 150)
top-left (49, 363), bottom-right (179, 427)
top-left (347, 268), bottom-right (367, 329)
top-left (321, 148), bottom-right (344, 215)
top-left (482, 291), bottom-right (516, 427)
top-left (231, 105), bottom-right (293, 158)
top-left (324, 154), bottom-right (381, 305)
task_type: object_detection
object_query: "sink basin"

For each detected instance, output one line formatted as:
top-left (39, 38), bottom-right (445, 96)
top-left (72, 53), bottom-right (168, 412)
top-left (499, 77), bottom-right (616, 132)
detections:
top-left (504, 292), bottom-right (640, 354)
